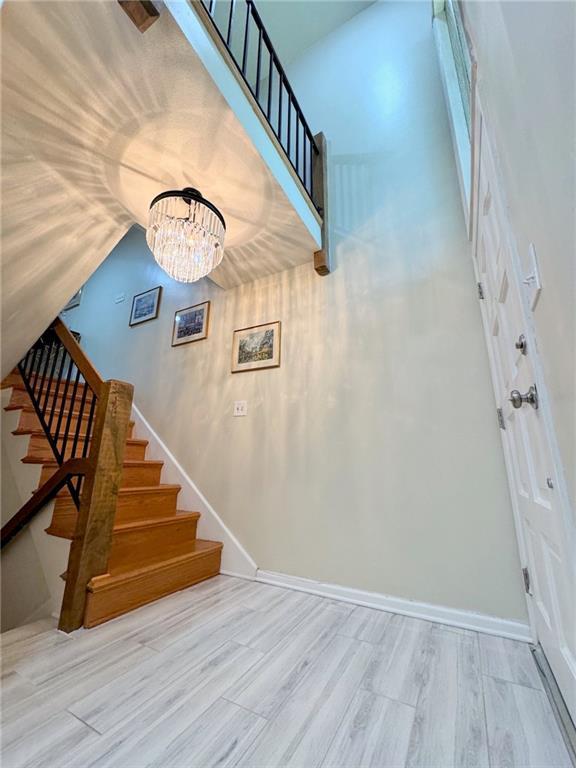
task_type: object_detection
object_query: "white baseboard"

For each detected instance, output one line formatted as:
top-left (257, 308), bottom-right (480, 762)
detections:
top-left (241, 569), bottom-right (533, 642)
top-left (131, 403), bottom-right (257, 578)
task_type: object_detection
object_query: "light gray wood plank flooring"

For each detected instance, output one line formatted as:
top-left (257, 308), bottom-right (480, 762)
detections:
top-left (1, 575), bottom-right (570, 768)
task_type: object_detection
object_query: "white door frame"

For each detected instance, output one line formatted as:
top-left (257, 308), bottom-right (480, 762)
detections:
top-left (470, 90), bottom-right (576, 717)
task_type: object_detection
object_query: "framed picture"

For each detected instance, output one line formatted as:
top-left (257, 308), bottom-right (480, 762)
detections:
top-left (62, 287), bottom-right (83, 313)
top-left (172, 301), bottom-right (210, 346)
top-left (129, 286), bottom-right (162, 327)
top-left (232, 321), bottom-right (281, 373)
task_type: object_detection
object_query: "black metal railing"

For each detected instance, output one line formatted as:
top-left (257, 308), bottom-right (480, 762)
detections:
top-left (17, 324), bottom-right (98, 507)
top-left (200, 0), bottom-right (320, 210)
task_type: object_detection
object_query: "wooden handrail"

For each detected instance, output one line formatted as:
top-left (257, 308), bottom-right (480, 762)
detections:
top-left (51, 317), bottom-right (103, 396)
top-left (0, 458), bottom-right (90, 548)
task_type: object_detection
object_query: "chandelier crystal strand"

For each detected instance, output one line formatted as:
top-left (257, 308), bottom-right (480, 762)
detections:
top-left (146, 189), bottom-right (226, 283)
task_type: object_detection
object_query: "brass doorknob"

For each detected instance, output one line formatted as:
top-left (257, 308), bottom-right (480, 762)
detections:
top-left (510, 385), bottom-right (538, 410)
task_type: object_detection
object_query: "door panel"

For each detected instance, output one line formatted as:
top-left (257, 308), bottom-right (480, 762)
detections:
top-left (473, 113), bottom-right (576, 720)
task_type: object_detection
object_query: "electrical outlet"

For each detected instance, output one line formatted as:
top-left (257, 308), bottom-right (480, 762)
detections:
top-left (233, 400), bottom-right (248, 417)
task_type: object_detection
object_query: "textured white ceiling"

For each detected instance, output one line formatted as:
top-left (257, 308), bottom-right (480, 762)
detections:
top-left (1, 0), bottom-right (318, 374)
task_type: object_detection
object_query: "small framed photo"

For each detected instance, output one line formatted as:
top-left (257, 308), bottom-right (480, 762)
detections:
top-left (172, 301), bottom-right (210, 346)
top-left (232, 321), bottom-right (281, 373)
top-left (129, 286), bottom-right (162, 327)
top-left (62, 287), bottom-right (83, 313)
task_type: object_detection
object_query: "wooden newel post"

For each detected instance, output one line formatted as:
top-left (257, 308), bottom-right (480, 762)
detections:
top-left (58, 379), bottom-right (134, 632)
top-left (312, 131), bottom-right (331, 276)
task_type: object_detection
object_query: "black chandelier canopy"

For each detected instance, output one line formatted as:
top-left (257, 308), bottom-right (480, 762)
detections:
top-left (148, 187), bottom-right (226, 230)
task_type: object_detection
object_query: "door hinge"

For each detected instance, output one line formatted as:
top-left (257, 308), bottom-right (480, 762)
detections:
top-left (522, 566), bottom-right (532, 595)
top-left (477, 282), bottom-right (485, 299)
top-left (497, 408), bottom-right (506, 430)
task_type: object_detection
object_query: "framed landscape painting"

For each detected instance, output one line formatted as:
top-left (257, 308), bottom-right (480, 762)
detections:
top-left (129, 286), bottom-right (162, 326)
top-left (232, 321), bottom-right (281, 373)
top-left (172, 301), bottom-right (210, 346)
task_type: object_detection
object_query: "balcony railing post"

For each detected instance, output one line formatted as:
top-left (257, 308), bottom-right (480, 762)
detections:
top-left (226, 0), bottom-right (235, 46)
top-left (312, 131), bottom-right (330, 276)
top-left (59, 378), bottom-right (134, 633)
top-left (255, 25), bottom-right (262, 100)
top-left (267, 54), bottom-right (273, 119)
top-left (241, 0), bottom-right (250, 74)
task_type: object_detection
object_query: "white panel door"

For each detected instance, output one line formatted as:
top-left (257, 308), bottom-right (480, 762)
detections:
top-left (473, 113), bottom-right (576, 721)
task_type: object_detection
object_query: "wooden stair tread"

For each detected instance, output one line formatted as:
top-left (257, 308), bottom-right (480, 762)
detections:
top-left (1, 371), bottom-right (23, 389)
top-left (5, 402), bottom-right (131, 419)
top-left (53, 483), bottom-right (180, 499)
top-left (23, 440), bottom-right (148, 464)
top-left (34, 458), bottom-right (162, 469)
top-left (9, 377), bottom-right (88, 391)
top-left (113, 512), bottom-right (200, 532)
top-left (13, 427), bottom-right (140, 440)
top-left (90, 540), bottom-right (223, 585)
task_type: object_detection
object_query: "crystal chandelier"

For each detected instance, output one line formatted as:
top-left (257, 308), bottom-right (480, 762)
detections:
top-left (146, 188), bottom-right (226, 282)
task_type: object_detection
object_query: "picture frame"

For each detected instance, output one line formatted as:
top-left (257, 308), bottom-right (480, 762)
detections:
top-left (231, 321), bottom-right (281, 373)
top-left (62, 287), bottom-right (83, 313)
top-left (129, 286), bottom-right (162, 327)
top-left (172, 301), bottom-right (210, 346)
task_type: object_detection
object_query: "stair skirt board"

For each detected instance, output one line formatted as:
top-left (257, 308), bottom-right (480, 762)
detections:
top-left (218, 569), bottom-right (533, 643)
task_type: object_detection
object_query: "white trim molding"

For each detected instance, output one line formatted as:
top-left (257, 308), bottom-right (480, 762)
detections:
top-left (247, 569), bottom-right (533, 642)
top-left (432, 10), bottom-right (472, 234)
top-left (131, 402), bottom-right (258, 578)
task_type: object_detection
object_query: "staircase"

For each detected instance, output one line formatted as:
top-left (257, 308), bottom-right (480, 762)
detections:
top-left (1, 325), bottom-right (222, 630)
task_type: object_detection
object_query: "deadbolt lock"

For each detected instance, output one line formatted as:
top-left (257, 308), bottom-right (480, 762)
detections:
top-left (510, 385), bottom-right (539, 410)
top-left (515, 334), bottom-right (527, 355)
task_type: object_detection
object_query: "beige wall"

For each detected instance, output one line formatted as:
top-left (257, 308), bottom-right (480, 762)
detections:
top-left (65, 1), bottom-right (527, 621)
top-left (462, 1), bottom-right (576, 508)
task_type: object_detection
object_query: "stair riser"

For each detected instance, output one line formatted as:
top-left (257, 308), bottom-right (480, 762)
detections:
top-left (51, 487), bottom-right (180, 525)
top-left (39, 462), bottom-right (162, 488)
top-left (9, 387), bottom-right (92, 413)
top-left (109, 518), bottom-right (199, 570)
top-left (26, 434), bottom-right (146, 462)
top-left (48, 515), bottom-right (198, 556)
top-left (84, 550), bottom-right (222, 627)
top-left (13, 409), bottom-right (134, 439)
top-left (14, 379), bottom-right (88, 397)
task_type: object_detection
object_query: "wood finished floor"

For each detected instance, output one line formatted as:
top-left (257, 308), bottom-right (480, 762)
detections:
top-left (1, 575), bottom-right (571, 768)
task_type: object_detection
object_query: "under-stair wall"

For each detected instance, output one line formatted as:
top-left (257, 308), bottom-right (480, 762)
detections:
top-left (1, 389), bottom-right (69, 630)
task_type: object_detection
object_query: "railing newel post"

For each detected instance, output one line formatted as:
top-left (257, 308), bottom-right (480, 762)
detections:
top-left (59, 378), bottom-right (134, 633)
